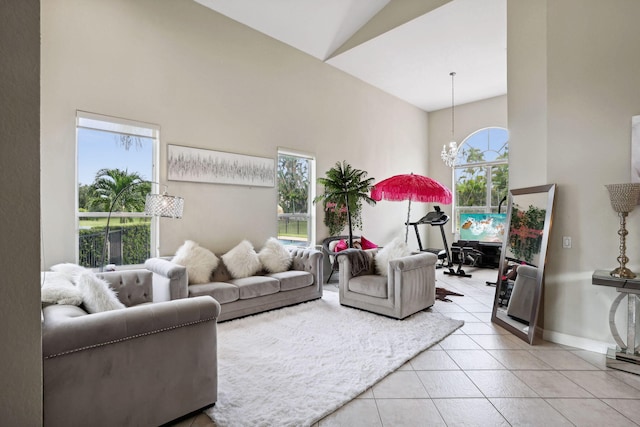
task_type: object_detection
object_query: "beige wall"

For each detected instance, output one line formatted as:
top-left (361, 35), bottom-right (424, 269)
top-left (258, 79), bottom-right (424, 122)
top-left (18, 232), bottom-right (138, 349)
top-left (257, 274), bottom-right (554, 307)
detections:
top-left (509, 0), bottom-right (640, 350)
top-left (41, 0), bottom-right (429, 265)
top-left (0, 0), bottom-right (42, 424)
top-left (506, 0), bottom-right (548, 189)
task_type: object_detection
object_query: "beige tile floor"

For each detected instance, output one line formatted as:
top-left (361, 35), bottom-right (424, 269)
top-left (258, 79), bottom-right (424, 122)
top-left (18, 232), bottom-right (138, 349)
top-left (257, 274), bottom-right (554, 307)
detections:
top-left (171, 267), bottom-right (640, 427)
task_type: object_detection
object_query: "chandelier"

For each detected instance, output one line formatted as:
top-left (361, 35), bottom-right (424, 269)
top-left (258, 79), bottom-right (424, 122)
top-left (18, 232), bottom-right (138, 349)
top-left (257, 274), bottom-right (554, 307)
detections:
top-left (441, 71), bottom-right (458, 167)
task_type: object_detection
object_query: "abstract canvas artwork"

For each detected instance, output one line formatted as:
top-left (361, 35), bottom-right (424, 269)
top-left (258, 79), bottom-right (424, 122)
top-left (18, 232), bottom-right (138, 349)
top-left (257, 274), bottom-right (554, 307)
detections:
top-left (167, 144), bottom-right (275, 187)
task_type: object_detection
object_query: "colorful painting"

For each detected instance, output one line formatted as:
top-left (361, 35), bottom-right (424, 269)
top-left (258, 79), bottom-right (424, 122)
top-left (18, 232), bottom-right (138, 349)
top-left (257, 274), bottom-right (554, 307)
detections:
top-left (459, 213), bottom-right (507, 243)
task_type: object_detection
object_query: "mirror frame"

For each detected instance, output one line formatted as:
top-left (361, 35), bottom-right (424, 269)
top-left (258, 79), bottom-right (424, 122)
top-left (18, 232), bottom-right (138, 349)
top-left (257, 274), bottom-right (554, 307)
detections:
top-left (491, 184), bottom-right (556, 345)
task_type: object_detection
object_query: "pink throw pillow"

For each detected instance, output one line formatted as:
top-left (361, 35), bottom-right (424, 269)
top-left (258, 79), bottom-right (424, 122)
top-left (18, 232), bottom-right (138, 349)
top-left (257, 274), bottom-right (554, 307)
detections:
top-left (334, 239), bottom-right (348, 252)
top-left (360, 236), bottom-right (378, 250)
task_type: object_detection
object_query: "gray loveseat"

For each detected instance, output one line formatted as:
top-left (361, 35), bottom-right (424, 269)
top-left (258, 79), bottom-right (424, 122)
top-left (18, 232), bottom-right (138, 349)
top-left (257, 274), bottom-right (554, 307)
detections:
top-left (145, 246), bottom-right (323, 322)
top-left (42, 270), bottom-right (220, 427)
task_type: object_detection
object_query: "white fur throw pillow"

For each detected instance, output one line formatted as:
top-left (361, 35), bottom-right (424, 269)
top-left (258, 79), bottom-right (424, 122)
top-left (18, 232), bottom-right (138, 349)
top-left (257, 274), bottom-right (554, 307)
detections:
top-left (173, 240), bottom-right (220, 284)
top-left (75, 271), bottom-right (125, 313)
top-left (375, 237), bottom-right (411, 277)
top-left (258, 238), bottom-right (292, 273)
top-left (41, 272), bottom-right (83, 306)
top-left (222, 240), bottom-right (262, 279)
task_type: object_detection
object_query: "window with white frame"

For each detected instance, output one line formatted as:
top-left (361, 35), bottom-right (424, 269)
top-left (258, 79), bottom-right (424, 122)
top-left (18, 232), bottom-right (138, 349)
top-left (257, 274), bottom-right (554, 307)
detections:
top-left (76, 111), bottom-right (158, 268)
top-left (453, 127), bottom-right (509, 237)
top-left (277, 149), bottom-right (315, 247)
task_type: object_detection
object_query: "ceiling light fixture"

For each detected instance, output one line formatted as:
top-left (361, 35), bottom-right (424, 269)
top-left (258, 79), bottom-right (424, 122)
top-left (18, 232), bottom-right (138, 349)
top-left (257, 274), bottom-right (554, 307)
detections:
top-left (441, 71), bottom-right (458, 167)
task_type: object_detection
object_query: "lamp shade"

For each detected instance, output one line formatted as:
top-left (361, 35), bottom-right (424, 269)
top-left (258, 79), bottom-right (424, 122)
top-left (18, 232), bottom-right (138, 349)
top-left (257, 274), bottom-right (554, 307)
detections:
top-left (605, 183), bottom-right (640, 213)
top-left (145, 193), bottom-right (184, 218)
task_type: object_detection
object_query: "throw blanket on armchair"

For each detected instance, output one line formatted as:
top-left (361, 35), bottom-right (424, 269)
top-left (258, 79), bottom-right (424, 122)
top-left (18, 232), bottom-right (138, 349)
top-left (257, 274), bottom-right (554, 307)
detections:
top-left (335, 249), bottom-right (371, 277)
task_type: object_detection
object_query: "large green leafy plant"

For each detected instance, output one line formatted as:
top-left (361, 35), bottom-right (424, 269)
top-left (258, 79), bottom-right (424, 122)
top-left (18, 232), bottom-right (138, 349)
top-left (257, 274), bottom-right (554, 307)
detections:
top-left (508, 204), bottom-right (546, 264)
top-left (314, 161), bottom-right (376, 247)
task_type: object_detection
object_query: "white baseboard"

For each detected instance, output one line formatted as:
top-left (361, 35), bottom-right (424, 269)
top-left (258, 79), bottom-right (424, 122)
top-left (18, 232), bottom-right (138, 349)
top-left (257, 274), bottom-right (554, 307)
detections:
top-left (542, 329), bottom-right (611, 354)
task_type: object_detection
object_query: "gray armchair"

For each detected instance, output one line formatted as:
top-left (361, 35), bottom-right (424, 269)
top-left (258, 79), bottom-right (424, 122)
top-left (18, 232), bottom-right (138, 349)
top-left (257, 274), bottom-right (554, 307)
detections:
top-left (42, 269), bottom-right (220, 427)
top-left (338, 249), bottom-right (437, 319)
top-left (506, 264), bottom-right (538, 323)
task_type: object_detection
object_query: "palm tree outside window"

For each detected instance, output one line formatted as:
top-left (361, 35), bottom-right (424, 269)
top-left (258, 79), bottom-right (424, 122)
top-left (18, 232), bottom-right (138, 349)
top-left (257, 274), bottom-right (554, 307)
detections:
top-left (76, 111), bottom-right (158, 268)
top-left (452, 127), bottom-right (509, 237)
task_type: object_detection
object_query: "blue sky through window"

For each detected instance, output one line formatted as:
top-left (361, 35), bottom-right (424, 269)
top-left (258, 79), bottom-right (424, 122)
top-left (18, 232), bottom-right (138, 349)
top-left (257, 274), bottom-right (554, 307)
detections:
top-left (77, 128), bottom-right (153, 186)
top-left (456, 127), bottom-right (508, 163)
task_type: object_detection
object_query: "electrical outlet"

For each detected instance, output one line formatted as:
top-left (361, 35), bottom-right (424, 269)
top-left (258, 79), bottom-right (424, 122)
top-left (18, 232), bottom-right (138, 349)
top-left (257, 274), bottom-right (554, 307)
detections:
top-left (562, 236), bottom-right (572, 249)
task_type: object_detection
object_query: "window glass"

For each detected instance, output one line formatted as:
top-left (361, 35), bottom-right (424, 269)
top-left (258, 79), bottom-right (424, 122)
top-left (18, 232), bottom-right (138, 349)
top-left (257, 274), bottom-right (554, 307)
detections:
top-left (453, 127), bottom-right (509, 241)
top-left (277, 150), bottom-right (315, 247)
top-left (76, 112), bottom-right (158, 268)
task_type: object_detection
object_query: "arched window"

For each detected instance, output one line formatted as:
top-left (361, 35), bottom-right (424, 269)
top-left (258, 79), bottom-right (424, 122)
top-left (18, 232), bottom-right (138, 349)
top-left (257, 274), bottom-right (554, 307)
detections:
top-left (453, 127), bottom-right (509, 239)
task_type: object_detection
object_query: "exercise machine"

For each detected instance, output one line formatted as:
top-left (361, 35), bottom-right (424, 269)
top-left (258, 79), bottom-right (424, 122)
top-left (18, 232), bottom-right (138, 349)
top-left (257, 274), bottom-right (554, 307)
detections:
top-left (408, 207), bottom-right (492, 278)
top-left (446, 240), bottom-right (485, 278)
top-left (406, 206), bottom-right (451, 268)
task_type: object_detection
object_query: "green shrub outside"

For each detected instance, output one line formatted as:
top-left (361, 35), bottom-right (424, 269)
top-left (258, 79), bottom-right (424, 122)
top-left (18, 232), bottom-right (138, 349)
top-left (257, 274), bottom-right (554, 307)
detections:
top-left (277, 218), bottom-right (308, 239)
top-left (79, 223), bottom-right (150, 268)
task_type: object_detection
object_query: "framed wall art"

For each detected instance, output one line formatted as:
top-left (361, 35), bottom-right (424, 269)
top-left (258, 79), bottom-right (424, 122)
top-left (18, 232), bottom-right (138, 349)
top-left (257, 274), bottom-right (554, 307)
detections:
top-left (167, 144), bottom-right (275, 187)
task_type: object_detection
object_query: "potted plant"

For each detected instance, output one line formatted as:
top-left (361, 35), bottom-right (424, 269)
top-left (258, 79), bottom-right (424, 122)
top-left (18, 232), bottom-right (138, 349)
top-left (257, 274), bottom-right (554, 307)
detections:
top-left (314, 161), bottom-right (376, 248)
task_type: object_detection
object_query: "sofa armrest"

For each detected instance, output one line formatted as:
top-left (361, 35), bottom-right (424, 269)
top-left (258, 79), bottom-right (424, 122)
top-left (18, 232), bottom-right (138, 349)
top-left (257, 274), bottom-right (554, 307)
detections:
top-left (389, 251), bottom-right (437, 272)
top-left (42, 296), bottom-right (220, 359)
top-left (289, 247), bottom-right (324, 288)
top-left (388, 252), bottom-right (437, 304)
top-left (145, 257), bottom-right (188, 300)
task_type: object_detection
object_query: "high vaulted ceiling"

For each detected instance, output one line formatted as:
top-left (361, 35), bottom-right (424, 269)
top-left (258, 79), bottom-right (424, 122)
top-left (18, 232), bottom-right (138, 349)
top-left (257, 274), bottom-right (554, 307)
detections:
top-left (194, 0), bottom-right (506, 112)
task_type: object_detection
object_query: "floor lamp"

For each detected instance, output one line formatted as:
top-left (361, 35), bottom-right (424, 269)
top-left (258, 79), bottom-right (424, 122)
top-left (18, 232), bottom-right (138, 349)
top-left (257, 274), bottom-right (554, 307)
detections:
top-left (606, 183), bottom-right (640, 279)
top-left (101, 182), bottom-right (184, 272)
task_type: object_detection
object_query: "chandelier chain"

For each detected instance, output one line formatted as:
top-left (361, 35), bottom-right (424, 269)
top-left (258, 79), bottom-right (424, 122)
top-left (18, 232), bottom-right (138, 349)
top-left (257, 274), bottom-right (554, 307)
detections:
top-left (450, 71), bottom-right (455, 139)
top-left (441, 71), bottom-right (458, 167)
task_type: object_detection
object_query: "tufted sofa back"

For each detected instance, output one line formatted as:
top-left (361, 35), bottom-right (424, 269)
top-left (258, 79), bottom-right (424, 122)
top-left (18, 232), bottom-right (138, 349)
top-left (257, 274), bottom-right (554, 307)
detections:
top-left (96, 270), bottom-right (153, 307)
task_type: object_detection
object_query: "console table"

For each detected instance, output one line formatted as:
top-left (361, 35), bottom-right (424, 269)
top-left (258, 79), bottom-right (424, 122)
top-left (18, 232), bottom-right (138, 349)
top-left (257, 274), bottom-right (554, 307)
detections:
top-left (592, 270), bottom-right (640, 375)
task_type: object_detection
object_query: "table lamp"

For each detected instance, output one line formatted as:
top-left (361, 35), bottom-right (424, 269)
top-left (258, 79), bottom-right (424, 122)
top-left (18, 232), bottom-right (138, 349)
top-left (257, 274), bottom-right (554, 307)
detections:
top-left (606, 183), bottom-right (640, 278)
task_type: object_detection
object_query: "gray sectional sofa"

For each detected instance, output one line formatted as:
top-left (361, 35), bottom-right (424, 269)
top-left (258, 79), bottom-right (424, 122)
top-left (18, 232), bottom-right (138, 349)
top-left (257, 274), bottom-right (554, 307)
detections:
top-left (145, 246), bottom-right (323, 322)
top-left (42, 269), bottom-right (220, 427)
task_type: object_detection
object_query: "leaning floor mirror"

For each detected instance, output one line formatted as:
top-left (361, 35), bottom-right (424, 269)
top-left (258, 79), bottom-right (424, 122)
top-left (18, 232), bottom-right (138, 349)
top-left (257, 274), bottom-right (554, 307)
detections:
top-left (491, 184), bottom-right (556, 345)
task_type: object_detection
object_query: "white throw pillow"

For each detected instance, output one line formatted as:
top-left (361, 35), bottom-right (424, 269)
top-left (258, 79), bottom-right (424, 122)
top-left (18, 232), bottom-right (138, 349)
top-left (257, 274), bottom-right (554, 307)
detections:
top-left (75, 271), bottom-right (126, 313)
top-left (41, 272), bottom-right (83, 306)
top-left (222, 240), bottom-right (262, 279)
top-left (375, 237), bottom-right (411, 277)
top-left (173, 240), bottom-right (220, 284)
top-left (258, 238), bottom-right (292, 273)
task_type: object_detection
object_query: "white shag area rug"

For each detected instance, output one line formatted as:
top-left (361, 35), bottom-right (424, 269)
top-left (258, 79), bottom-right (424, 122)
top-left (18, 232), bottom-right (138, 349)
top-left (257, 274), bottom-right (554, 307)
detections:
top-left (207, 291), bottom-right (463, 427)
